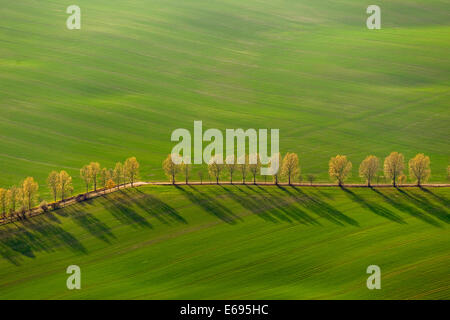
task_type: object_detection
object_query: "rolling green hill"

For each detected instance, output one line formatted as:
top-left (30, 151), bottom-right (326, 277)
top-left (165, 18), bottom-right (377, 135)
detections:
top-left (0, 0), bottom-right (449, 195)
top-left (0, 185), bottom-right (449, 299)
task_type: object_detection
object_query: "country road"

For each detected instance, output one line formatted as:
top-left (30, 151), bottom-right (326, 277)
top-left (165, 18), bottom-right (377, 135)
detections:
top-left (1, 181), bottom-right (449, 226)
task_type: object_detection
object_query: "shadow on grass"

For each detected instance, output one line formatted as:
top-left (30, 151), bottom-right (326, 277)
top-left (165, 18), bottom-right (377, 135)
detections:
top-left (0, 217), bottom-right (87, 266)
top-left (134, 189), bottom-right (187, 225)
top-left (102, 189), bottom-right (187, 227)
top-left (371, 188), bottom-right (442, 228)
top-left (63, 207), bottom-right (116, 244)
top-left (176, 185), bottom-right (241, 224)
top-left (283, 186), bottom-right (359, 227)
top-left (341, 187), bottom-right (406, 224)
top-left (398, 189), bottom-right (449, 224)
top-left (102, 192), bottom-right (153, 229)
top-left (226, 185), bottom-right (320, 225)
top-left (420, 187), bottom-right (450, 208)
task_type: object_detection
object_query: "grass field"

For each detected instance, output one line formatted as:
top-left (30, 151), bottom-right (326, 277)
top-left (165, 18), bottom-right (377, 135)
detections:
top-left (1, 0), bottom-right (449, 301)
top-left (0, 0), bottom-right (449, 196)
top-left (0, 185), bottom-right (448, 299)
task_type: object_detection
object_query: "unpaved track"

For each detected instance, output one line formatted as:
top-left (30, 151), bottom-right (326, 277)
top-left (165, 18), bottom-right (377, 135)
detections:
top-left (1, 181), bottom-right (448, 226)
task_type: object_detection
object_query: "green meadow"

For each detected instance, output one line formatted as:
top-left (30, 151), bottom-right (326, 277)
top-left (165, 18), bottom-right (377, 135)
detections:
top-left (0, 185), bottom-right (448, 299)
top-left (1, 0), bottom-right (449, 196)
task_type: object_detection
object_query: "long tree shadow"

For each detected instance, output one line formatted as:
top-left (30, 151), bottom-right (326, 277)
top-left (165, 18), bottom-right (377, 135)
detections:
top-left (22, 217), bottom-right (87, 254)
top-left (398, 189), bottom-right (449, 224)
top-left (231, 186), bottom-right (287, 223)
top-left (341, 188), bottom-right (406, 224)
top-left (283, 186), bottom-right (359, 227)
top-left (223, 186), bottom-right (280, 223)
top-left (420, 188), bottom-right (450, 208)
top-left (371, 188), bottom-right (442, 228)
top-left (64, 207), bottom-right (116, 244)
top-left (0, 217), bottom-right (87, 266)
top-left (0, 223), bottom-right (49, 265)
top-left (45, 211), bottom-right (61, 224)
top-left (111, 189), bottom-right (186, 225)
top-left (134, 189), bottom-right (187, 225)
top-left (176, 185), bottom-right (241, 224)
top-left (237, 185), bottom-right (320, 225)
top-left (102, 193), bottom-right (153, 229)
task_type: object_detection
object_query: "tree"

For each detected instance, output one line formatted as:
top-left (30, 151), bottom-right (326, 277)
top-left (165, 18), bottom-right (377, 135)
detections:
top-left (198, 170), bottom-right (204, 185)
top-left (208, 155), bottom-right (223, 184)
top-left (329, 155), bottom-right (352, 186)
top-left (22, 177), bottom-right (39, 213)
top-left (80, 165), bottom-right (92, 193)
top-left (162, 155), bottom-right (180, 184)
top-left (100, 168), bottom-right (111, 193)
top-left (106, 179), bottom-right (115, 190)
top-left (59, 171), bottom-right (73, 202)
top-left (359, 155), bottom-right (379, 187)
top-left (89, 162), bottom-right (101, 191)
top-left (384, 152), bottom-right (404, 187)
top-left (113, 162), bottom-right (124, 189)
top-left (307, 174), bottom-right (316, 186)
top-left (6, 186), bottom-right (18, 218)
top-left (124, 157), bottom-right (140, 187)
top-left (180, 158), bottom-right (191, 185)
top-left (398, 174), bottom-right (407, 186)
top-left (270, 153), bottom-right (282, 185)
top-left (39, 200), bottom-right (49, 212)
top-left (16, 188), bottom-right (25, 218)
top-left (225, 155), bottom-right (237, 184)
top-left (249, 154), bottom-right (261, 184)
top-left (282, 153), bottom-right (300, 185)
top-left (47, 171), bottom-right (59, 202)
top-left (0, 188), bottom-right (7, 219)
top-left (408, 153), bottom-right (430, 186)
top-left (238, 154), bottom-right (249, 184)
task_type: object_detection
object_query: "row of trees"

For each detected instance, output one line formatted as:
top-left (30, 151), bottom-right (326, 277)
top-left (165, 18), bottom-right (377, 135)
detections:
top-left (0, 177), bottom-right (39, 219)
top-left (162, 152), bottom-right (435, 187)
top-left (79, 157), bottom-right (140, 193)
top-left (0, 157), bottom-right (139, 221)
top-left (0, 152), bottom-right (445, 221)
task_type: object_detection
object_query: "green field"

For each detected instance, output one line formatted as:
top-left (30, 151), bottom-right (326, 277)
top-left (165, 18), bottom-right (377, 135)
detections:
top-left (1, 0), bottom-right (449, 301)
top-left (0, 0), bottom-right (449, 196)
top-left (0, 185), bottom-right (448, 299)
